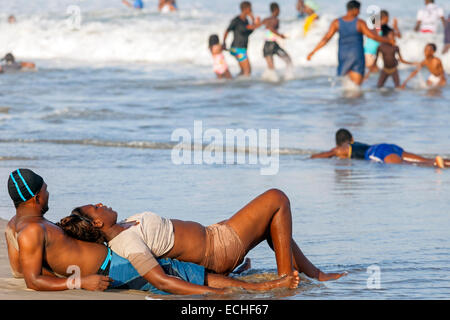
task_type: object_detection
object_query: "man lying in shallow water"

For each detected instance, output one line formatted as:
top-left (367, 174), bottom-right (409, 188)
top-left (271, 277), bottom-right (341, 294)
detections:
top-left (5, 169), bottom-right (303, 295)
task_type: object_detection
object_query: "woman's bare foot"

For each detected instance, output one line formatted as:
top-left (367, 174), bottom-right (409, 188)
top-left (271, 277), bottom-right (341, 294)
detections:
top-left (435, 156), bottom-right (445, 169)
top-left (251, 271), bottom-right (300, 291)
top-left (318, 271), bottom-right (348, 281)
top-left (232, 258), bottom-right (251, 274)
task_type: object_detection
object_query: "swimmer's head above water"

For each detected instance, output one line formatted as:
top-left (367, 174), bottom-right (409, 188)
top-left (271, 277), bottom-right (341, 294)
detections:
top-left (334, 128), bottom-right (354, 159)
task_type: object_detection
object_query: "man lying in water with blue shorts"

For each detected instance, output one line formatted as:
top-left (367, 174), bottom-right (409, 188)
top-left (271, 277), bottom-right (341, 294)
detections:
top-left (311, 129), bottom-right (447, 168)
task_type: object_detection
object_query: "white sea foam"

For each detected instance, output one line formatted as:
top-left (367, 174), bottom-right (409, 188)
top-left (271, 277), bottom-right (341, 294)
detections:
top-left (1, 1), bottom-right (449, 72)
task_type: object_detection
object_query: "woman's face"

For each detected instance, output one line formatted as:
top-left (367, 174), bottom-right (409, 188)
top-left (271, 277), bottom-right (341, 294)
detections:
top-left (79, 203), bottom-right (118, 227)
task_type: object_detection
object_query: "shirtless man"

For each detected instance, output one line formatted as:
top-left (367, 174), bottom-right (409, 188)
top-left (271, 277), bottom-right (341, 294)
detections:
top-left (307, 1), bottom-right (394, 86)
top-left (401, 43), bottom-right (446, 88)
top-left (5, 169), bottom-right (299, 295)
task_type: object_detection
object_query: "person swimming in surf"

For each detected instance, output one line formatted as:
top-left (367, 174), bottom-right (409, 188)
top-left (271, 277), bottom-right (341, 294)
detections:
top-left (0, 53), bottom-right (35, 73)
top-left (401, 43), bottom-right (447, 89)
top-left (307, 1), bottom-right (394, 86)
top-left (223, 1), bottom-right (263, 77)
top-left (261, 3), bottom-right (293, 73)
top-left (209, 34), bottom-right (232, 79)
top-left (122, 0), bottom-right (144, 9)
top-left (311, 129), bottom-right (447, 168)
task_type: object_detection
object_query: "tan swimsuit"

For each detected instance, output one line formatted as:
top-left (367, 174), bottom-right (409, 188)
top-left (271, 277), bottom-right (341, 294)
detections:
top-left (200, 223), bottom-right (246, 274)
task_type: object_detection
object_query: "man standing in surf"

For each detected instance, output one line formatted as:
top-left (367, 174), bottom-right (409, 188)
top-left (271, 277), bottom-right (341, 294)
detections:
top-left (223, 1), bottom-right (262, 77)
top-left (307, 1), bottom-right (394, 86)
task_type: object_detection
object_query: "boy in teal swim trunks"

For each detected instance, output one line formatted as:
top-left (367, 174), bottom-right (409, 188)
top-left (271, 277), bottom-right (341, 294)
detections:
top-left (223, 1), bottom-right (262, 76)
top-left (311, 129), bottom-right (446, 168)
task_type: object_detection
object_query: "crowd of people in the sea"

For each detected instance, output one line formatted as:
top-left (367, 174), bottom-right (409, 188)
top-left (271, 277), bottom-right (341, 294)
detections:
top-left (210, 0), bottom-right (448, 89)
top-left (2, 0), bottom-right (449, 88)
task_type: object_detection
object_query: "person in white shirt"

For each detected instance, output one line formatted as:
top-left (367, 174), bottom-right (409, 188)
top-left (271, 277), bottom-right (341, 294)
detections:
top-left (415, 0), bottom-right (446, 33)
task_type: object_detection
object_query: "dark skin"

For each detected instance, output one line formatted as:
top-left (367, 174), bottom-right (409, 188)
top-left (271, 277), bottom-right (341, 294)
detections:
top-left (5, 183), bottom-right (112, 291)
top-left (307, 7), bottom-right (395, 85)
top-left (6, 185), bottom-right (299, 294)
top-left (311, 142), bottom-right (447, 168)
top-left (401, 45), bottom-right (447, 88)
top-left (223, 5), bottom-right (262, 76)
top-left (262, 7), bottom-right (292, 70)
top-left (78, 189), bottom-right (347, 284)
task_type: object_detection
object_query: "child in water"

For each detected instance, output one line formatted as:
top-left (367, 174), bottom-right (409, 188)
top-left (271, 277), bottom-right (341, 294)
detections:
top-left (209, 35), bottom-right (232, 79)
top-left (261, 3), bottom-right (293, 76)
top-left (122, 0), bottom-right (144, 9)
top-left (401, 43), bottom-right (446, 88)
top-left (311, 129), bottom-right (447, 168)
top-left (374, 29), bottom-right (414, 88)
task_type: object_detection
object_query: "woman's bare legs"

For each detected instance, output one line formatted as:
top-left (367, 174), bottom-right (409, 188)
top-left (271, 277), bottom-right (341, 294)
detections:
top-left (225, 189), bottom-right (346, 281)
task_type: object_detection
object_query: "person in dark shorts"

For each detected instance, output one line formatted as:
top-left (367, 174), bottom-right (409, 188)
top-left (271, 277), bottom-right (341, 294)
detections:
top-left (375, 29), bottom-right (414, 88)
top-left (223, 1), bottom-right (262, 76)
top-left (262, 3), bottom-right (293, 72)
top-left (311, 129), bottom-right (447, 168)
top-left (443, 14), bottom-right (450, 54)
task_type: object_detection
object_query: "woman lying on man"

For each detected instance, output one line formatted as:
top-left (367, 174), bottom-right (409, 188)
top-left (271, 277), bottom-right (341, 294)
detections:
top-left (58, 189), bottom-right (347, 294)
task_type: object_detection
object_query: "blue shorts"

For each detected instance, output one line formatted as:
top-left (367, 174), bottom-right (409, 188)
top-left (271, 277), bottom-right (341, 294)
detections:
top-left (365, 144), bottom-right (404, 163)
top-left (134, 0), bottom-right (144, 8)
top-left (108, 251), bottom-right (205, 295)
top-left (230, 47), bottom-right (248, 62)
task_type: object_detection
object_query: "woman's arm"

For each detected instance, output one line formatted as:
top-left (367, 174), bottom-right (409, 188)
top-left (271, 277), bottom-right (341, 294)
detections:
top-left (143, 264), bottom-right (226, 295)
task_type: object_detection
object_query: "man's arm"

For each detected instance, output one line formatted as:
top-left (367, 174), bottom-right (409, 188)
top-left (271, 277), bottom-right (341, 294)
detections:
top-left (359, 20), bottom-right (393, 45)
top-left (414, 20), bottom-right (421, 32)
top-left (143, 264), bottom-right (226, 295)
top-left (122, 0), bottom-right (132, 8)
top-left (18, 224), bottom-right (111, 291)
top-left (307, 19), bottom-right (339, 60)
top-left (311, 149), bottom-right (337, 159)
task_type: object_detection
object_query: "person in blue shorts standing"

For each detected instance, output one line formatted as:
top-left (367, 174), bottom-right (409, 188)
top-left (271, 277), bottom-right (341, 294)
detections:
top-left (223, 1), bottom-right (262, 77)
top-left (311, 129), bottom-right (447, 168)
top-left (307, 1), bottom-right (394, 86)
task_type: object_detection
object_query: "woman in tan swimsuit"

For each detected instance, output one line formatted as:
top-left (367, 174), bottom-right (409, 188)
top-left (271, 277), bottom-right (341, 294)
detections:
top-left (59, 189), bottom-right (347, 283)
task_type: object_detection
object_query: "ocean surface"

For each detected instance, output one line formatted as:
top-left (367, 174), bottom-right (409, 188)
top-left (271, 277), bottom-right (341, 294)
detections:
top-left (1, 0), bottom-right (449, 300)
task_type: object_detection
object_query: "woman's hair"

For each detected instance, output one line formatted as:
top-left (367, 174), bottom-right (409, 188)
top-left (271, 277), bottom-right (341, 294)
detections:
top-left (209, 34), bottom-right (220, 48)
top-left (56, 207), bottom-right (107, 244)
